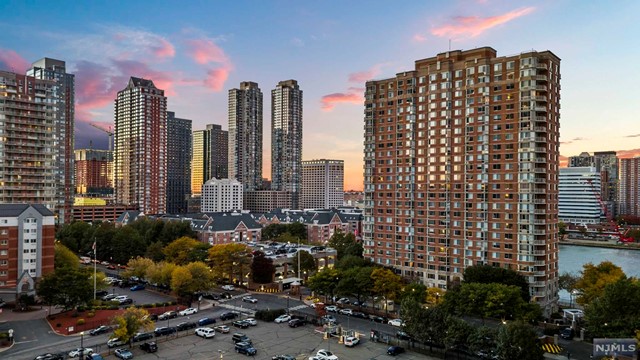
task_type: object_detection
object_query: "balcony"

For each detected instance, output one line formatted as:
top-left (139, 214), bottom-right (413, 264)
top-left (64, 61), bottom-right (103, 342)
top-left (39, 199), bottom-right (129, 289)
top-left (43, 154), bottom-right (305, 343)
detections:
top-left (536, 63), bottom-right (548, 70)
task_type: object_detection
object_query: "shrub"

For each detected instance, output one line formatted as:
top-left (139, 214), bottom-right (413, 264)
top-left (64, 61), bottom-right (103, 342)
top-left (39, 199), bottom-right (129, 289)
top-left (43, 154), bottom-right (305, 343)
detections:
top-left (56, 323), bottom-right (62, 328)
top-left (77, 306), bottom-right (86, 312)
top-left (87, 312), bottom-right (95, 318)
top-left (254, 309), bottom-right (286, 322)
top-left (109, 305), bottom-right (119, 310)
top-left (76, 318), bottom-right (85, 325)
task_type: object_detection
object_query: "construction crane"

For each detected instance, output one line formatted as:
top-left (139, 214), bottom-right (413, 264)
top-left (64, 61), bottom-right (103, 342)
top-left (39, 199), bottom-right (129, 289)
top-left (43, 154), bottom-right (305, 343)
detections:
top-left (586, 179), bottom-right (634, 243)
top-left (90, 123), bottom-right (114, 153)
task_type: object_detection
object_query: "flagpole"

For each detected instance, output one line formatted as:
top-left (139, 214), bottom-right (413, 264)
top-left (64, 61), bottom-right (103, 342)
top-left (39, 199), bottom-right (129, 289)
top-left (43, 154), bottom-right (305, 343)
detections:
top-left (93, 237), bottom-right (97, 300)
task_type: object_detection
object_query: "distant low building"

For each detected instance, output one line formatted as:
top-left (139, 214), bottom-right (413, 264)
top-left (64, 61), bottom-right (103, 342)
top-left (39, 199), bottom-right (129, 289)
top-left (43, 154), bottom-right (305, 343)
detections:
top-left (256, 208), bottom-right (362, 243)
top-left (559, 167), bottom-right (601, 224)
top-left (201, 178), bottom-right (243, 213)
top-left (244, 191), bottom-right (293, 212)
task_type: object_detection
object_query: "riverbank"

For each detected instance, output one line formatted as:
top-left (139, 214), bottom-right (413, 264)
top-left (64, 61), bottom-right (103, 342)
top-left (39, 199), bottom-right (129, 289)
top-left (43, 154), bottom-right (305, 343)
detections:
top-left (561, 238), bottom-right (640, 251)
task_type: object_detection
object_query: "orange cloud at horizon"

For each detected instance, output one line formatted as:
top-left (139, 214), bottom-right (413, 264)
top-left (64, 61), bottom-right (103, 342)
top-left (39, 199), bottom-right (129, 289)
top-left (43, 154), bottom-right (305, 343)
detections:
top-left (431, 7), bottom-right (535, 38)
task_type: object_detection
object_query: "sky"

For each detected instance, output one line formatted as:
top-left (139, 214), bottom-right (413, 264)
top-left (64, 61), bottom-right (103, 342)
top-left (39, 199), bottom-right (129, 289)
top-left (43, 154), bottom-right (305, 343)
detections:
top-left (1, 0), bottom-right (639, 191)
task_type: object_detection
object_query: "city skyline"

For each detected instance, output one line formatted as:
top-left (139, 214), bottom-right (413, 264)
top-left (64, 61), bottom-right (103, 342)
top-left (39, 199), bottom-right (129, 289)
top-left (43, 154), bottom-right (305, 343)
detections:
top-left (1, 1), bottom-right (639, 190)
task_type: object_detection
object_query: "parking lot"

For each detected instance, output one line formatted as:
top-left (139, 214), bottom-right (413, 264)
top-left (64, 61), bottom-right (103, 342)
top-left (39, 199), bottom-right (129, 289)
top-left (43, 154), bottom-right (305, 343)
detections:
top-left (95, 319), bottom-right (436, 360)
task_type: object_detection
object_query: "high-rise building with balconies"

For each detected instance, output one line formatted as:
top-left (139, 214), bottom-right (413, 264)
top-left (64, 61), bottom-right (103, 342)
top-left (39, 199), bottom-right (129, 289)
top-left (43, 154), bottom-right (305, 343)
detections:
top-left (228, 82), bottom-right (263, 192)
top-left (271, 80), bottom-right (303, 208)
top-left (114, 77), bottom-right (167, 214)
top-left (362, 47), bottom-right (561, 315)
top-left (619, 157), bottom-right (640, 217)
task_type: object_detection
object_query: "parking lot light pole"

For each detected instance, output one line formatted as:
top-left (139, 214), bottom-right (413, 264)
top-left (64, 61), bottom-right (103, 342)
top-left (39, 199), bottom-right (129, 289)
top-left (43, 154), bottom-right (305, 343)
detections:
top-left (80, 331), bottom-right (84, 350)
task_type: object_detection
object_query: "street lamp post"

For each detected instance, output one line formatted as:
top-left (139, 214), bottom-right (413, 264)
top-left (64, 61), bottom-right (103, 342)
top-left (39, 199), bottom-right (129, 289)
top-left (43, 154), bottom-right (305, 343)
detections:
top-left (80, 331), bottom-right (85, 351)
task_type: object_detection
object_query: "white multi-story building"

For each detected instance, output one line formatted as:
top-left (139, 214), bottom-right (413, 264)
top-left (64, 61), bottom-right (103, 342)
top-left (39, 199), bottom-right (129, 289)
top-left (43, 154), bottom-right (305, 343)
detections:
top-left (300, 159), bottom-right (344, 209)
top-left (201, 178), bottom-right (243, 212)
top-left (559, 167), bottom-right (602, 224)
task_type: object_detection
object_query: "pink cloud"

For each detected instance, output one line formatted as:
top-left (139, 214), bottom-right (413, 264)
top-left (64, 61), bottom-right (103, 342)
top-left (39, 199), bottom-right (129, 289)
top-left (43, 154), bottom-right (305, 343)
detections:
top-left (152, 38), bottom-right (175, 58)
top-left (204, 66), bottom-right (232, 92)
top-left (0, 48), bottom-right (30, 73)
top-left (112, 59), bottom-right (176, 96)
top-left (320, 91), bottom-right (363, 111)
top-left (348, 65), bottom-right (385, 83)
top-left (186, 39), bottom-right (229, 65)
top-left (413, 34), bottom-right (427, 42)
top-left (431, 7), bottom-right (535, 38)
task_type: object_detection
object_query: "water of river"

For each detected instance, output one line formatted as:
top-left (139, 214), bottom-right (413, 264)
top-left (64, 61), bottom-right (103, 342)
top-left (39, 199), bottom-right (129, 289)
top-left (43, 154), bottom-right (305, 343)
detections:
top-left (558, 244), bottom-right (640, 301)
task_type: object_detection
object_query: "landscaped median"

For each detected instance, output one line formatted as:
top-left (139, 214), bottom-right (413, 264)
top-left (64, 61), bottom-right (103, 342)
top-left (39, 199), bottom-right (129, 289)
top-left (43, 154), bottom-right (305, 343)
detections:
top-left (45, 302), bottom-right (185, 335)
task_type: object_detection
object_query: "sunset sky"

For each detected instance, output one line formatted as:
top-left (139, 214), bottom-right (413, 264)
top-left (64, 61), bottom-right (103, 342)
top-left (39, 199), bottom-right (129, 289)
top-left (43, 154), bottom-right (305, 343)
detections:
top-left (1, 1), bottom-right (639, 190)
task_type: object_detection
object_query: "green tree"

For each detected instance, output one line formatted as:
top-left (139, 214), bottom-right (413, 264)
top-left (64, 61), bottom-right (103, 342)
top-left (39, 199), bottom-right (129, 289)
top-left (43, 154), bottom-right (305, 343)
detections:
top-left (291, 250), bottom-right (316, 278)
top-left (468, 326), bottom-right (498, 357)
top-left (185, 261), bottom-right (215, 296)
top-left (287, 222), bottom-right (307, 241)
top-left (336, 266), bottom-right (373, 305)
top-left (146, 261), bottom-right (177, 287)
top-left (186, 242), bottom-right (212, 263)
top-left (123, 256), bottom-right (155, 280)
top-left (111, 307), bottom-right (154, 345)
top-left (163, 236), bottom-right (201, 265)
top-left (558, 221), bottom-right (567, 239)
top-left (55, 243), bottom-right (79, 269)
top-left (36, 266), bottom-right (94, 310)
top-left (371, 268), bottom-right (403, 315)
top-left (328, 230), bottom-right (360, 260)
top-left (145, 241), bottom-right (165, 262)
top-left (92, 221), bottom-right (117, 262)
top-left (496, 321), bottom-right (544, 360)
top-left (558, 272), bottom-right (580, 293)
top-left (251, 251), bottom-right (275, 284)
top-left (111, 226), bottom-right (145, 265)
top-left (334, 255), bottom-right (369, 270)
top-left (56, 221), bottom-right (92, 254)
top-left (575, 261), bottom-right (625, 305)
top-left (261, 224), bottom-right (287, 240)
top-left (157, 220), bottom-right (197, 245)
top-left (400, 283), bottom-right (427, 304)
top-left (584, 277), bottom-right (640, 338)
top-left (443, 316), bottom-right (473, 357)
top-left (207, 243), bottom-right (251, 284)
top-left (463, 264), bottom-right (531, 301)
top-left (308, 268), bottom-right (340, 302)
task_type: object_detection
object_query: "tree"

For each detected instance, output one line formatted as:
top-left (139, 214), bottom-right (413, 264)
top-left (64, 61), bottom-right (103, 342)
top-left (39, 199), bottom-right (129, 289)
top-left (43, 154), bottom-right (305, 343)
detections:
top-left (575, 261), bottom-right (625, 305)
top-left (401, 296), bottom-right (429, 342)
top-left (371, 268), bottom-right (403, 315)
top-left (426, 287), bottom-right (445, 305)
top-left (111, 307), bottom-right (154, 345)
top-left (163, 236), bottom-right (201, 265)
top-left (334, 255), bottom-right (369, 270)
top-left (443, 316), bottom-right (473, 356)
top-left (55, 243), bottom-right (79, 269)
top-left (171, 265), bottom-right (193, 299)
top-left (36, 266), bottom-right (94, 310)
top-left (208, 243), bottom-right (251, 284)
top-left (185, 262), bottom-right (215, 296)
top-left (110, 226), bottom-right (145, 265)
top-left (468, 326), bottom-right (498, 357)
top-left (56, 221), bottom-right (92, 254)
top-left (186, 242), bottom-right (212, 263)
top-left (145, 241), bottom-right (165, 262)
top-left (156, 220), bottom-right (197, 245)
top-left (288, 222), bottom-right (307, 241)
top-left (496, 321), bottom-right (544, 360)
top-left (463, 264), bottom-right (531, 301)
top-left (261, 224), bottom-right (287, 240)
top-left (336, 267), bottom-right (373, 304)
top-left (558, 272), bottom-right (580, 293)
top-left (251, 251), bottom-right (275, 284)
top-left (308, 268), bottom-right (340, 301)
top-left (584, 277), bottom-right (640, 338)
top-left (400, 283), bottom-right (427, 304)
top-left (123, 257), bottom-right (154, 280)
top-left (146, 261), bottom-right (177, 287)
top-left (558, 221), bottom-right (567, 239)
top-left (328, 229), bottom-right (360, 260)
top-left (291, 250), bottom-right (316, 278)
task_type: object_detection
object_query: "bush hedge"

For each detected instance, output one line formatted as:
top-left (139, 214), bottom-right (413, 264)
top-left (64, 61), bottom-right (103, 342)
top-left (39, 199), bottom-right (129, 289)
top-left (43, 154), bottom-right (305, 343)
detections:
top-left (76, 318), bottom-right (85, 325)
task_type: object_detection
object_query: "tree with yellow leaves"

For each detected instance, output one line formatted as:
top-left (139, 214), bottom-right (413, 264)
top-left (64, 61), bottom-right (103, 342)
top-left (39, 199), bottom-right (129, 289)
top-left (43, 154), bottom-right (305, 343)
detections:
top-left (575, 261), bottom-right (625, 305)
top-left (111, 307), bottom-right (154, 345)
top-left (207, 243), bottom-right (251, 284)
top-left (163, 236), bottom-right (201, 265)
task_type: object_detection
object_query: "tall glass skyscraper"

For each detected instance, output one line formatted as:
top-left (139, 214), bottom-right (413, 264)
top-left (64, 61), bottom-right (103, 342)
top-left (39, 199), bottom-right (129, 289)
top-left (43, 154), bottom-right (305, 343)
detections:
top-left (166, 111), bottom-right (192, 214)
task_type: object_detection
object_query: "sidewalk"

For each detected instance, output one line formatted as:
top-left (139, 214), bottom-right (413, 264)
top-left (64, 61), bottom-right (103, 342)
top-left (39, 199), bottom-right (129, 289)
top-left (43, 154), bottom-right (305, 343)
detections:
top-left (0, 307), bottom-right (49, 323)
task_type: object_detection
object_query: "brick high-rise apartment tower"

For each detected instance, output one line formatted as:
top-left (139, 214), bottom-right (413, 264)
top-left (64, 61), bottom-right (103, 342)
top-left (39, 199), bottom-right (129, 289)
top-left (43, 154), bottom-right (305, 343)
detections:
top-left (363, 47), bottom-right (561, 314)
top-left (114, 77), bottom-right (167, 214)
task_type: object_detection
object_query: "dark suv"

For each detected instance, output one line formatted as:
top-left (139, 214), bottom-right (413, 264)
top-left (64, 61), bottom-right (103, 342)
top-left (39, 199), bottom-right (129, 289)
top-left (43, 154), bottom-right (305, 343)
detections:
top-left (235, 342), bottom-right (257, 356)
top-left (154, 326), bottom-right (177, 336)
top-left (140, 341), bottom-right (158, 353)
top-left (232, 333), bottom-right (251, 344)
top-left (132, 332), bottom-right (154, 342)
top-left (176, 322), bottom-right (197, 331)
top-left (220, 312), bottom-right (238, 321)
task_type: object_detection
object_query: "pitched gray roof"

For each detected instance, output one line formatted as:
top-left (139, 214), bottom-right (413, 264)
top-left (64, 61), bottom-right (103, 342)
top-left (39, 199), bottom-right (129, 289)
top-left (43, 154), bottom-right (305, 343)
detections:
top-left (0, 204), bottom-right (54, 217)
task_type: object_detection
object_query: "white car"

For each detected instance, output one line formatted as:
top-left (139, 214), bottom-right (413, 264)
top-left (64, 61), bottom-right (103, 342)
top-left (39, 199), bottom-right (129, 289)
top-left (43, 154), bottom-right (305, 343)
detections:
top-left (339, 308), bottom-right (353, 316)
top-left (325, 305), bottom-right (338, 312)
top-left (316, 349), bottom-right (339, 360)
top-left (242, 296), bottom-right (258, 303)
top-left (179, 307), bottom-right (198, 316)
top-left (221, 284), bottom-right (235, 291)
top-left (244, 318), bottom-right (257, 326)
top-left (195, 327), bottom-right (216, 338)
top-left (68, 348), bottom-right (94, 358)
top-left (388, 318), bottom-right (405, 327)
top-left (310, 302), bottom-right (324, 309)
top-left (113, 295), bottom-right (128, 302)
top-left (107, 337), bottom-right (125, 348)
top-left (274, 314), bottom-right (292, 323)
top-left (214, 325), bottom-right (230, 333)
top-left (344, 336), bottom-right (360, 347)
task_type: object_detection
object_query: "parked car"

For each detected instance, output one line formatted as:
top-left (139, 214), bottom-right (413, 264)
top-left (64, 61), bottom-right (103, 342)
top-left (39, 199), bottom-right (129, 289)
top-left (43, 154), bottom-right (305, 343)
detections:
top-left (221, 284), bottom-right (235, 291)
top-left (397, 331), bottom-right (412, 340)
top-left (352, 300), bottom-right (367, 307)
top-left (233, 320), bottom-right (250, 329)
top-left (158, 311), bottom-right (177, 320)
top-left (220, 312), bottom-right (239, 321)
top-left (195, 327), bottom-right (216, 338)
top-left (344, 336), bottom-right (360, 347)
top-left (176, 322), bottom-right (197, 331)
top-left (102, 293), bottom-right (118, 301)
top-left (242, 296), bottom-right (258, 303)
top-left (68, 348), bottom-right (93, 358)
top-left (95, 290), bottom-right (109, 297)
top-left (197, 317), bottom-right (217, 326)
top-left (130, 284), bottom-right (145, 291)
top-left (214, 325), bottom-right (230, 333)
top-left (369, 315), bottom-right (386, 323)
top-left (310, 302), bottom-right (324, 309)
top-left (220, 291), bottom-right (232, 299)
top-left (235, 341), bottom-right (257, 356)
top-left (202, 292), bottom-right (220, 300)
top-left (351, 311), bottom-right (367, 319)
top-left (85, 354), bottom-right (105, 360)
top-left (89, 325), bottom-right (111, 336)
top-left (34, 353), bottom-right (64, 360)
top-left (275, 314), bottom-right (292, 323)
top-left (244, 318), bottom-right (257, 326)
top-left (272, 355), bottom-right (296, 360)
top-left (154, 326), bottom-right (177, 336)
top-left (560, 328), bottom-right (574, 340)
top-left (232, 333), bottom-right (251, 344)
top-left (114, 348), bottom-right (133, 360)
top-left (119, 298), bottom-right (133, 305)
top-left (315, 349), bottom-right (338, 360)
top-left (336, 298), bottom-right (350, 305)
top-left (140, 341), bottom-right (158, 353)
top-left (321, 315), bottom-right (337, 324)
top-left (179, 307), bottom-right (198, 316)
top-left (325, 305), bottom-right (338, 312)
top-left (107, 338), bottom-right (125, 348)
top-left (288, 319), bottom-right (305, 328)
top-left (132, 332), bottom-right (154, 342)
top-left (388, 318), bottom-right (405, 327)
top-left (339, 309), bottom-right (353, 316)
top-left (387, 346), bottom-right (405, 356)
top-left (113, 295), bottom-right (128, 303)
